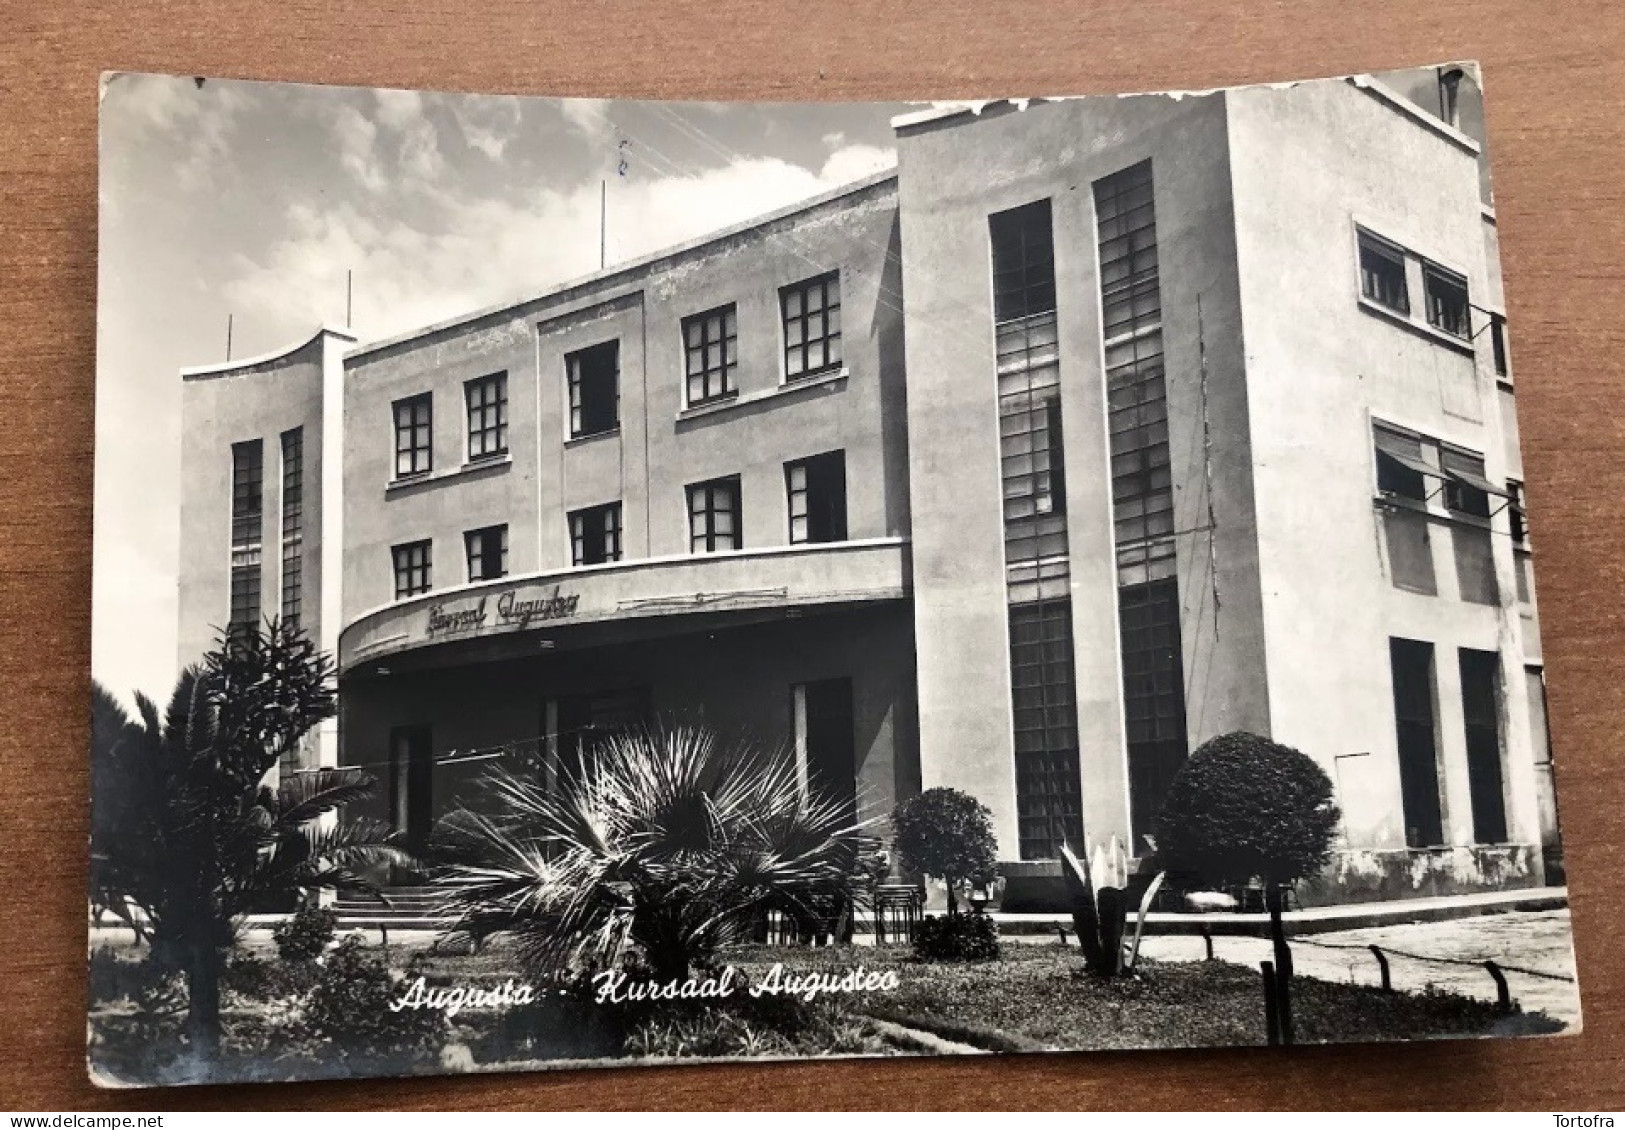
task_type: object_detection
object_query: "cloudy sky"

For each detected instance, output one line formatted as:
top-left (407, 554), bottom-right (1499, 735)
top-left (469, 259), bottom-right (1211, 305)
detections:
top-left (95, 73), bottom-right (909, 704)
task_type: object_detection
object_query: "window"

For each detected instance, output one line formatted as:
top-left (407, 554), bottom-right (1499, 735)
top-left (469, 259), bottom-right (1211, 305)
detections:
top-left (465, 373), bottom-right (508, 460)
top-left (1424, 263), bottom-right (1471, 338)
top-left (1009, 600), bottom-right (1084, 860)
top-left (687, 476), bottom-right (741, 553)
top-left (781, 273), bottom-right (841, 380)
top-left (991, 199), bottom-right (1057, 324)
top-left (1374, 423), bottom-right (1434, 503)
top-left (1390, 637), bottom-right (1444, 848)
top-left (392, 540), bottom-right (432, 599)
top-left (464, 524), bottom-right (508, 582)
top-left (683, 305), bottom-right (738, 405)
top-left (1438, 66), bottom-right (1464, 128)
top-left (1459, 648), bottom-right (1508, 843)
top-left (567, 342), bottom-right (619, 438)
top-left (279, 427), bottom-right (304, 631)
top-left (1358, 229), bottom-right (1409, 314)
top-left (1441, 448), bottom-right (1493, 519)
top-left (229, 439), bottom-right (264, 639)
top-left (1508, 479), bottom-right (1527, 546)
top-left (785, 451), bottom-right (847, 544)
top-left (570, 502), bottom-right (623, 566)
top-left (393, 393), bottom-right (432, 478)
top-left (1120, 578), bottom-right (1189, 852)
top-left (1490, 313), bottom-right (1509, 377)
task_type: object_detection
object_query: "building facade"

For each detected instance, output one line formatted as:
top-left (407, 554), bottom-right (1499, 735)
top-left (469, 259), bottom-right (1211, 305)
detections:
top-left (176, 69), bottom-right (1559, 904)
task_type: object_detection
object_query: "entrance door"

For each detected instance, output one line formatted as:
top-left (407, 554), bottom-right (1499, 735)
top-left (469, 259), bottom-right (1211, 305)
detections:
top-left (388, 725), bottom-right (434, 857)
top-left (794, 678), bottom-right (857, 820)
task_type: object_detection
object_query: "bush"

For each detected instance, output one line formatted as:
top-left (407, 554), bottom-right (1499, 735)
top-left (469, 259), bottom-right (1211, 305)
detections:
top-left (913, 911), bottom-right (1001, 962)
top-left (300, 935), bottom-right (445, 1060)
top-left (1155, 731), bottom-right (1340, 891)
top-left (273, 903), bottom-right (338, 963)
top-left (893, 788), bottom-right (998, 914)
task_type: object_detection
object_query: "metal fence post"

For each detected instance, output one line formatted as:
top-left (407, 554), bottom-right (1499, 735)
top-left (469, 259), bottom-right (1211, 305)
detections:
top-left (1369, 944), bottom-right (1391, 991)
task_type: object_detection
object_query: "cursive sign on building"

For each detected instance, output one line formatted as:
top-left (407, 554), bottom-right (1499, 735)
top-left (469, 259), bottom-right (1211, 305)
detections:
top-left (425, 585), bottom-right (581, 638)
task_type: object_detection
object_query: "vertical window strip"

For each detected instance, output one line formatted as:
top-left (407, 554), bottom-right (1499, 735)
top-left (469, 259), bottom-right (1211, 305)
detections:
top-left (1095, 160), bottom-right (1190, 849)
top-left (229, 439), bottom-right (264, 639)
top-left (279, 427), bottom-right (303, 631)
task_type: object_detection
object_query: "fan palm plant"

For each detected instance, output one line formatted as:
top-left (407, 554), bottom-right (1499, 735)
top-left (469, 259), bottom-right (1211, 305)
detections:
top-left (440, 726), bottom-right (874, 982)
top-left (90, 619), bottom-right (415, 1061)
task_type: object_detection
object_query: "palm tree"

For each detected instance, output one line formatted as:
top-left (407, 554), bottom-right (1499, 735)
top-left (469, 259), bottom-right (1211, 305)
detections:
top-left (440, 726), bottom-right (874, 982)
top-left (89, 619), bottom-right (414, 1062)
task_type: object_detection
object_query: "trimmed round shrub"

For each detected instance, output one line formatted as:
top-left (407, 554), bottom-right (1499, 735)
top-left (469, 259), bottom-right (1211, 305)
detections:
top-left (1155, 731), bottom-right (1340, 889)
top-left (273, 903), bottom-right (338, 963)
top-left (893, 788), bottom-right (998, 913)
top-left (913, 911), bottom-right (1001, 962)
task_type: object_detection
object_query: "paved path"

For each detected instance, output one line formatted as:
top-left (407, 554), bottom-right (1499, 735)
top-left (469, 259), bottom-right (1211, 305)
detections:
top-left (1136, 909), bottom-right (1582, 1027)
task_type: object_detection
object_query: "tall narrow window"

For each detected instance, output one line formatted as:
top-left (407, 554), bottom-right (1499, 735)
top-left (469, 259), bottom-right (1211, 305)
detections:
top-left (1390, 637), bottom-right (1445, 848)
top-left (1358, 229), bottom-right (1410, 314)
top-left (1459, 648), bottom-right (1508, 843)
top-left (567, 341), bottom-right (619, 438)
top-left (781, 273), bottom-right (841, 380)
top-left (1097, 161), bottom-right (1189, 846)
top-left (392, 540), bottom-right (432, 599)
top-left (393, 393), bottom-right (432, 478)
top-left (1490, 313), bottom-right (1510, 377)
top-left (687, 476), bottom-right (741, 553)
top-left (683, 305), bottom-right (738, 405)
top-left (465, 373), bottom-right (508, 460)
top-left (570, 502), bottom-right (623, 566)
top-left (991, 200), bottom-right (1056, 323)
top-left (1424, 263), bottom-right (1471, 339)
top-left (464, 524), bottom-right (508, 582)
top-left (785, 451), bottom-right (847, 544)
top-left (229, 439), bottom-right (264, 640)
top-left (1508, 479), bottom-right (1528, 546)
top-left (279, 427), bottom-right (304, 632)
top-left (1009, 600), bottom-right (1083, 860)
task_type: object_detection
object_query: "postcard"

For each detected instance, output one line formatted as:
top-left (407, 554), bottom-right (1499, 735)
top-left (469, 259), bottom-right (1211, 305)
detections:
top-left (89, 64), bottom-right (1581, 1087)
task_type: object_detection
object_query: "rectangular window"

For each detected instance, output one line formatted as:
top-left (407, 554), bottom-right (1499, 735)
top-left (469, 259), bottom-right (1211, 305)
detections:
top-left (570, 502), bottom-right (623, 566)
top-left (1120, 578), bottom-right (1189, 851)
top-left (1374, 423), bottom-right (1434, 503)
top-left (393, 393), bottom-right (432, 478)
top-left (785, 451), bottom-right (847, 544)
top-left (464, 524), bottom-right (508, 582)
top-left (465, 373), bottom-right (508, 461)
top-left (1009, 600), bottom-right (1084, 860)
top-left (683, 305), bottom-right (738, 405)
top-left (1390, 637), bottom-right (1445, 848)
top-left (1490, 313), bottom-right (1509, 377)
top-left (567, 342), bottom-right (619, 438)
top-left (279, 427), bottom-right (304, 632)
top-left (229, 439), bottom-right (264, 639)
top-left (781, 273), bottom-right (841, 380)
top-left (1424, 262), bottom-right (1471, 338)
top-left (687, 476), bottom-right (741, 553)
top-left (1508, 480), bottom-right (1527, 546)
top-left (392, 539), bottom-right (432, 599)
top-left (1459, 648), bottom-right (1508, 843)
top-left (1441, 447), bottom-right (1494, 519)
top-left (991, 199), bottom-right (1057, 324)
top-left (1359, 229), bottom-right (1410, 314)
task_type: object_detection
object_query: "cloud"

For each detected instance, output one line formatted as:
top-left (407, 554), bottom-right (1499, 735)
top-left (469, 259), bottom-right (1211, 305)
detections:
top-left (450, 97), bottom-right (522, 161)
top-left (221, 149), bottom-right (884, 346)
top-left (372, 88), bottom-right (446, 184)
top-left (559, 97), bottom-right (610, 138)
top-left (104, 74), bottom-right (250, 191)
top-left (332, 104), bottom-right (385, 192)
top-left (819, 143), bottom-right (897, 184)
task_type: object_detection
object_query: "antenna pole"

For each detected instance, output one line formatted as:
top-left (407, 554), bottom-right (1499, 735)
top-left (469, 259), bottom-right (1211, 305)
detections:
top-left (226, 313), bottom-right (233, 362)
top-left (346, 269), bottom-right (353, 328)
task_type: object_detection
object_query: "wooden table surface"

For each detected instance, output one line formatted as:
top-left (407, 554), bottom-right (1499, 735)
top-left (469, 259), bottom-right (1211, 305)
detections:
top-left (3, 0), bottom-right (1622, 1110)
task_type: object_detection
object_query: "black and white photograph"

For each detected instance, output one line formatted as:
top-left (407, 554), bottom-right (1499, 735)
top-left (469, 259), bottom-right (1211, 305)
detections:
top-left (88, 63), bottom-right (1583, 1089)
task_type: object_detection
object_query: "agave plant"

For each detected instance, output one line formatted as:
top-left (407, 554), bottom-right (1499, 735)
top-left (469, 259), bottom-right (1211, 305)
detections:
top-left (440, 726), bottom-right (873, 981)
top-left (1060, 836), bottom-right (1166, 977)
